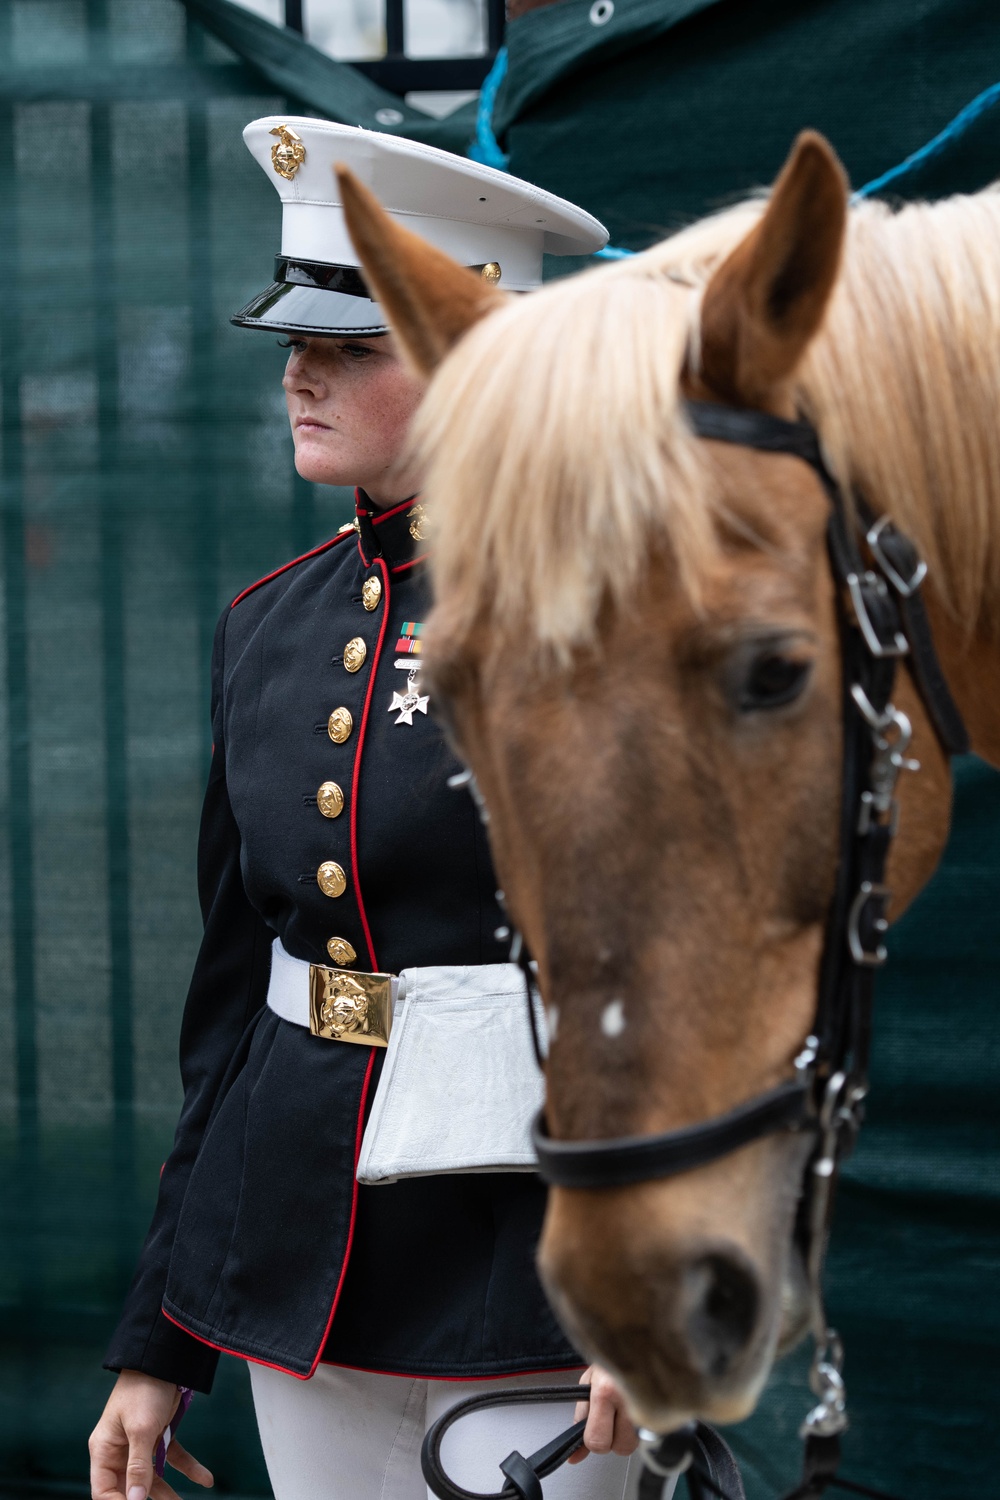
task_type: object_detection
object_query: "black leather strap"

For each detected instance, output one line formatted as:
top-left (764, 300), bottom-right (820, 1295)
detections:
top-left (855, 507), bottom-right (970, 756)
top-left (685, 401), bottom-right (824, 468)
top-left (499, 1453), bottom-right (543, 1500)
top-left (421, 1386), bottom-right (588, 1500)
top-left (532, 1080), bottom-right (812, 1190)
top-left (694, 1424), bottom-right (750, 1500)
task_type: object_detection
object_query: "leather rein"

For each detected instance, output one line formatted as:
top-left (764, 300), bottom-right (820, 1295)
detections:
top-left (426, 400), bottom-right (969, 1500)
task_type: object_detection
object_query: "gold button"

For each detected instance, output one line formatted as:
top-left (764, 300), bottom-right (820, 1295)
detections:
top-left (328, 707), bottom-right (353, 744)
top-left (317, 781), bottom-right (344, 819)
top-left (362, 576), bottom-right (382, 611)
top-left (317, 861), bottom-right (347, 898)
top-left (481, 261), bottom-right (502, 283)
top-left (327, 936), bottom-right (357, 966)
top-left (343, 637), bottom-right (367, 673)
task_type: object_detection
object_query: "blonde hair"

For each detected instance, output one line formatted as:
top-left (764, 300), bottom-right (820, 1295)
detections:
top-left (413, 188), bottom-right (1000, 656)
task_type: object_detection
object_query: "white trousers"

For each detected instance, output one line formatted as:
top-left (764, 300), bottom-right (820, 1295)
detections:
top-left (249, 1361), bottom-right (641, 1500)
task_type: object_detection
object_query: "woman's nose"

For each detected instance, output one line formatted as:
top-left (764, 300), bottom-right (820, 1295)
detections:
top-left (283, 352), bottom-right (324, 398)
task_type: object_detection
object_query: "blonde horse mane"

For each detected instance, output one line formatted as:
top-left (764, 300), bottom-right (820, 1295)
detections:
top-left (413, 188), bottom-right (1000, 658)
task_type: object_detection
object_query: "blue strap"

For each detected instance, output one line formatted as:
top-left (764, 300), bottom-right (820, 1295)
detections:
top-left (853, 78), bottom-right (1000, 200)
top-left (468, 46), bottom-right (510, 170)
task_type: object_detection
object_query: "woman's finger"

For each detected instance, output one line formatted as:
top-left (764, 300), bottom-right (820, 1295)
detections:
top-left (89, 1454), bottom-right (127, 1500)
top-left (582, 1379), bottom-right (617, 1456)
top-left (165, 1437), bottom-right (214, 1488)
top-left (572, 1366), bottom-right (593, 1425)
top-left (89, 1417), bottom-right (130, 1500)
top-left (123, 1419), bottom-right (160, 1500)
top-left (567, 1366), bottom-right (594, 1464)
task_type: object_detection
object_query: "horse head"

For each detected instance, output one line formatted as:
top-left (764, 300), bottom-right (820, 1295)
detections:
top-left (340, 135), bottom-right (996, 1429)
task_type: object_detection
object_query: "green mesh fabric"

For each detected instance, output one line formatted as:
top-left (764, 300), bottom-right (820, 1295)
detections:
top-left (0, 2), bottom-right (354, 1492)
top-left (2, 1), bottom-right (999, 1497)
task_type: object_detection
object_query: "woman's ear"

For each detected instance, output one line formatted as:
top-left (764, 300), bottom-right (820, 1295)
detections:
top-left (337, 164), bottom-right (507, 377)
top-left (698, 131), bottom-right (848, 409)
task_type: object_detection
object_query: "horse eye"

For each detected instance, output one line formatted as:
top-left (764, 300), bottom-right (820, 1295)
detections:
top-left (739, 653), bottom-right (812, 712)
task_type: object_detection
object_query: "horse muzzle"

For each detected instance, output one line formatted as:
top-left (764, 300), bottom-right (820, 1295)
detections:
top-left (539, 1192), bottom-right (782, 1429)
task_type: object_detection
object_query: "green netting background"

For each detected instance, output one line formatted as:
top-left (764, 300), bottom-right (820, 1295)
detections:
top-left (1, 1), bottom-right (998, 1496)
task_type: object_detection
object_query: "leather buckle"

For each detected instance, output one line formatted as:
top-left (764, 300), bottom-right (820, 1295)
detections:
top-left (866, 515), bottom-right (928, 598)
top-left (847, 881), bottom-right (891, 967)
top-left (845, 571), bottom-right (908, 658)
top-left (308, 965), bottom-right (394, 1047)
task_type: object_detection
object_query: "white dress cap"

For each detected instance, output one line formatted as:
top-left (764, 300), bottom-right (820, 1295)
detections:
top-left (232, 115), bottom-right (608, 337)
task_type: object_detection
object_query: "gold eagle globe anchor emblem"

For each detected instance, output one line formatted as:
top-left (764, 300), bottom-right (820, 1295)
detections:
top-left (319, 974), bottom-right (371, 1038)
top-left (270, 124), bottom-right (306, 181)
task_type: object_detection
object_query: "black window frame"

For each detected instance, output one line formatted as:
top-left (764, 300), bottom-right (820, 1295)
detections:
top-left (284, 0), bottom-right (506, 92)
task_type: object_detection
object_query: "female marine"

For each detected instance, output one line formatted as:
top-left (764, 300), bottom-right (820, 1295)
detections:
top-left (89, 119), bottom-right (638, 1500)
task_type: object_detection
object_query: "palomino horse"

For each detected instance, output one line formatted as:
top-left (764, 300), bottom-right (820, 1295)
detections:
top-left (338, 135), bottom-right (1000, 1435)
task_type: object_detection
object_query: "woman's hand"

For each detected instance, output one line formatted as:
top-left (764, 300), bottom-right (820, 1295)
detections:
top-left (89, 1370), bottom-right (214, 1500)
top-left (568, 1364), bottom-right (640, 1464)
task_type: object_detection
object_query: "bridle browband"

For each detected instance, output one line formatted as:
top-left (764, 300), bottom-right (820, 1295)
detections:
top-left (429, 399), bottom-right (968, 1500)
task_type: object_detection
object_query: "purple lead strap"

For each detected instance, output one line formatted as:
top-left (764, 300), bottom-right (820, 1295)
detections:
top-left (154, 1387), bottom-right (193, 1479)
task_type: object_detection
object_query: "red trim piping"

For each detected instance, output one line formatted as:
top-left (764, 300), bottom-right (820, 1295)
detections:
top-left (230, 531), bottom-right (352, 610)
top-left (160, 1045), bottom-right (379, 1381)
top-left (161, 1305), bottom-right (310, 1380)
top-left (305, 1045), bottom-right (379, 1374)
top-left (390, 555), bottom-right (428, 575)
top-left (350, 555), bottom-right (391, 972)
top-left (319, 1358), bottom-right (588, 1383)
top-left (367, 495), bottom-right (419, 526)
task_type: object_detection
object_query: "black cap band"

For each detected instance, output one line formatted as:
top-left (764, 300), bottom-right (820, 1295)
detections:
top-left (274, 257), bottom-right (373, 298)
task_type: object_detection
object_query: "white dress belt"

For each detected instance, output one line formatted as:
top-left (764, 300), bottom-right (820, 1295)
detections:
top-left (266, 938), bottom-right (546, 1184)
top-left (267, 937), bottom-right (403, 1027)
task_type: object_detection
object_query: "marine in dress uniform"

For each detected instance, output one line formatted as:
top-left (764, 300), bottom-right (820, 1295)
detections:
top-left (102, 120), bottom-right (628, 1499)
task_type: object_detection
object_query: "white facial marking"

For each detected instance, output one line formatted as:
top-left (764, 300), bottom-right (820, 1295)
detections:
top-left (547, 1005), bottom-right (559, 1042)
top-left (601, 999), bottom-right (626, 1038)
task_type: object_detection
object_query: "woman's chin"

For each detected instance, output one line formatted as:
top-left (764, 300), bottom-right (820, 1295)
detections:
top-left (292, 443), bottom-right (352, 487)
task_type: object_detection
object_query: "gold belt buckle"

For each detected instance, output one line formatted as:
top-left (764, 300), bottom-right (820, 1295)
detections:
top-left (308, 965), bottom-right (394, 1047)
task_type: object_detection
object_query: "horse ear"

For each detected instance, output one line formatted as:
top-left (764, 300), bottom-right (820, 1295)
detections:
top-left (336, 164), bottom-right (506, 377)
top-left (698, 131), bottom-right (848, 408)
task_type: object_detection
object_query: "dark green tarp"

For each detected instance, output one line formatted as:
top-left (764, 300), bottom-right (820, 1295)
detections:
top-left (1, 1), bottom-right (998, 1495)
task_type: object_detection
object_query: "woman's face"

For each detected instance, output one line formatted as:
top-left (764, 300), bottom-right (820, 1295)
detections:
top-left (281, 333), bottom-right (425, 507)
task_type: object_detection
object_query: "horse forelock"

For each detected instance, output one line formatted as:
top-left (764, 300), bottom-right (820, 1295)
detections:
top-left (412, 252), bottom-right (718, 662)
top-left (412, 185), bottom-right (1000, 661)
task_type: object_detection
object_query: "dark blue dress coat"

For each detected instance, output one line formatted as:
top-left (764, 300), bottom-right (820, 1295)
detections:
top-left (104, 496), bottom-right (578, 1393)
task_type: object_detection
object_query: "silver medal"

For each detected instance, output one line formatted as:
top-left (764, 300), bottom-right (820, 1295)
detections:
top-left (390, 660), bottom-right (429, 726)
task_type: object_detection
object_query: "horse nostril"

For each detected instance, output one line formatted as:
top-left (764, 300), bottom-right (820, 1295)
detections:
top-left (681, 1250), bottom-right (760, 1380)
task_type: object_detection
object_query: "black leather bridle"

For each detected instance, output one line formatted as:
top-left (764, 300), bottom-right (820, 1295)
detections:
top-left (428, 400), bottom-right (969, 1500)
top-left (532, 399), bottom-right (967, 1194)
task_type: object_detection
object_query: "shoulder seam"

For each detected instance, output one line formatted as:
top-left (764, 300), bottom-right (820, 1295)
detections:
top-left (230, 530), bottom-right (354, 609)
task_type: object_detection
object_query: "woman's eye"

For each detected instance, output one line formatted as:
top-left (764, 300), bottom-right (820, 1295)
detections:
top-left (341, 344), bottom-right (374, 360)
top-left (738, 653), bottom-right (812, 712)
top-left (276, 337), bottom-right (307, 353)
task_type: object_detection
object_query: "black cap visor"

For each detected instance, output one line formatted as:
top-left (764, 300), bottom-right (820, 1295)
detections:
top-left (231, 258), bottom-right (389, 337)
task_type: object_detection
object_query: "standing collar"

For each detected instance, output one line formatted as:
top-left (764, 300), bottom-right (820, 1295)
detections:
top-left (355, 491), bottom-right (429, 571)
